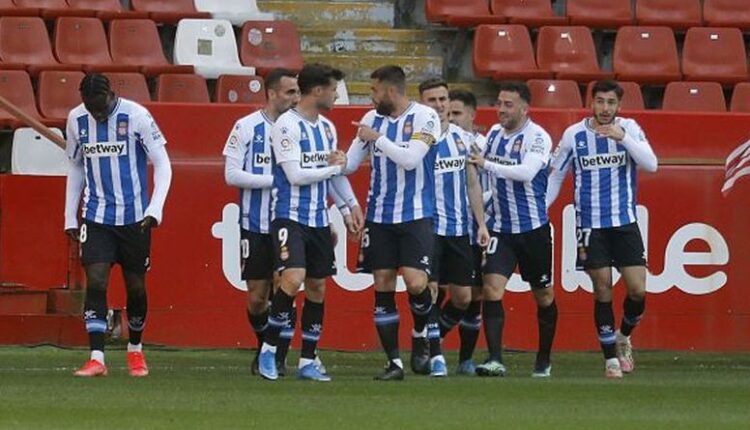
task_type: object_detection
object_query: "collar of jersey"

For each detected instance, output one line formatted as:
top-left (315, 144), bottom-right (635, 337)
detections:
top-left (259, 109), bottom-right (274, 125)
top-left (289, 108), bottom-right (321, 126)
top-left (584, 116), bottom-right (620, 133)
top-left (501, 117), bottom-right (531, 140)
top-left (381, 101), bottom-right (415, 122)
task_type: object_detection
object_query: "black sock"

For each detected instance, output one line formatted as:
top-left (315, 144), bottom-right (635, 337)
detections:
top-left (126, 288), bottom-right (148, 346)
top-left (300, 299), bottom-right (324, 360)
top-left (427, 305), bottom-right (442, 358)
top-left (374, 291), bottom-right (400, 361)
top-left (439, 301), bottom-right (465, 338)
top-left (620, 296), bottom-right (645, 337)
top-left (277, 305), bottom-right (296, 363)
top-left (483, 300), bottom-right (504, 362)
top-left (595, 300), bottom-right (617, 359)
top-left (248, 309), bottom-right (268, 349)
top-left (409, 287), bottom-right (432, 334)
top-left (84, 288), bottom-right (108, 352)
top-left (459, 300), bottom-right (481, 363)
top-left (536, 300), bottom-right (557, 366)
top-left (264, 290), bottom-right (295, 348)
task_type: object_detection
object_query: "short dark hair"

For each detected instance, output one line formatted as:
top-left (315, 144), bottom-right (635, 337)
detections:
top-left (370, 65), bottom-right (406, 93)
top-left (497, 81), bottom-right (531, 104)
top-left (449, 89), bottom-right (477, 110)
top-left (591, 80), bottom-right (624, 100)
top-left (265, 67), bottom-right (297, 93)
top-left (297, 63), bottom-right (345, 95)
top-left (418, 77), bottom-right (448, 95)
top-left (79, 73), bottom-right (112, 101)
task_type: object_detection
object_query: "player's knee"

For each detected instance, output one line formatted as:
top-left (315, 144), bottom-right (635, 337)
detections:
top-left (627, 288), bottom-right (646, 302)
top-left (533, 286), bottom-right (555, 307)
top-left (451, 293), bottom-right (471, 310)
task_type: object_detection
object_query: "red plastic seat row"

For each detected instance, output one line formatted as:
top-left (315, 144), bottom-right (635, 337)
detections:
top-left (0, 0), bottom-right (209, 23)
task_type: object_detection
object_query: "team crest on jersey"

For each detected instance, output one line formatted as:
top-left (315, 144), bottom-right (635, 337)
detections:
top-left (323, 123), bottom-right (334, 142)
top-left (403, 120), bottom-right (413, 137)
top-left (455, 135), bottom-right (465, 151)
top-left (512, 138), bottom-right (522, 153)
top-left (117, 121), bottom-right (128, 138)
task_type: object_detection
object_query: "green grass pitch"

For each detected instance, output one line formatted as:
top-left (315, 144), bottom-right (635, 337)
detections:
top-left (0, 347), bottom-right (748, 429)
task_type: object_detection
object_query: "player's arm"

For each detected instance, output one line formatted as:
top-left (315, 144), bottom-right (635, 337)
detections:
top-left (470, 132), bottom-right (550, 183)
top-left (139, 112), bottom-right (172, 227)
top-left (546, 131), bottom-right (575, 209)
top-left (64, 116), bottom-right (84, 238)
top-left (467, 162), bottom-right (489, 246)
top-left (342, 111), bottom-right (376, 175)
top-left (272, 122), bottom-right (342, 186)
top-left (621, 121), bottom-right (658, 173)
top-left (223, 121), bottom-right (273, 189)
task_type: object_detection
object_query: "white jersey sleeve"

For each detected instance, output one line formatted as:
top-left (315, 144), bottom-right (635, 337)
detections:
top-left (271, 118), bottom-right (302, 164)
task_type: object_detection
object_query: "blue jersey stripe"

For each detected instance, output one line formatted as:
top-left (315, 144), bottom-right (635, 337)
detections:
top-left (595, 135), bottom-right (612, 228)
top-left (312, 125), bottom-right (326, 227)
top-left (575, 130), bottom-right (593, 228)
top-left (401, 113), bottom-right (416, 220)
top-left (366, 117), bottom-right (385, 220)
top-left (116, 113), bottom-right (135, 224)
top-left (96, 121), bottom-right (116, 225)
top-left (296, 121), bottom-right (311, 226)
top-left (382, 120), bottom-right (399, 224)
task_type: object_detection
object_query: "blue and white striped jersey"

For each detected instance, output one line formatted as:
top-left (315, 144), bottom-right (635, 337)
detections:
top-left (434, 123), bottom-right (470, 236)
top-left (223, 110), bottom-right (273, 233)
top-left (551, 117), bottom-right (647, 229)
top-left (66, 98), bottom-right (166, 226)
top-left (464, 131), bottom-right (491, 245)
top-left (484, 119), bottom-right (552, 234)
top-left (358, 102), bottom-right (440, 224)
top-left (270, 108), bottom-right (337, 228)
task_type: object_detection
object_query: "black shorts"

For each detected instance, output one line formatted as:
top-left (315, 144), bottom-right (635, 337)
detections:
top-left (429, 235), bottom-right (475, 286)
top-left (483, 223), bottom-right (552, 289)
top-left (271, 218), bottom-right (336, 279)
top-left (241, 229), bottom-right (274, 281)
top-left (80, 220), bottom-right (151, 274)
top-left (471, 244), bottom-right (484, 288)
top-left (357, 218), bottom-right (434, 275)
top-left (576, 222), bottom-right (647, 270)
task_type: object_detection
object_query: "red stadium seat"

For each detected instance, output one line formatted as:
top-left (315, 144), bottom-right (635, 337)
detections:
top-left (489, 0), bottom-right (567, 27)
top-left (109, 19), bottom-right (193, 76)
top-left (536, 26), bottom-right (613, 82)
top-left (613, 26), bottom-right (681, 84)
top-left (682, 27), bottom-right (749, 84)
top-left (584, 81), bottom-right (645, 111)
top-left (0, 0), bottom-right (37, 16)
top-left (156, 73), bottom-right (210, 103)
top-left (37, 70), bottom-right (86, 125)
top-left (54, 16), bottom-right (139, 72)
top-left (0, 70), bottom-right (48, 128)
top-left (102, 72), bottom-right (151, 103)
top-left (566, 0), bottom-right (632, 29)
top-left (240, 20), bottom-right (304, 77)
top-left (472, 24), bottom-right (552, 80)
top-left (0, 16), bottom-right (80, 75)
top-left (662, 81), bottom-right (727, 112)
top-left (635, 0), bottom-right (702, 31)
top-left (14, 0), bottom-right (91, 18)
top-left (425, 0), bottom-right (505, 27)
top-left (527, 79), bottom-right (583, 108)
top-left (215, 74), bottom-right (266, 104)
top-left (703, 0), bottom-right (750, 30)
top-left (130, 0), bottom-right (211, 24)
top-left (730, 82), bottom-right (750, 113)
top-left (66, 0), bottom-right (149, 20)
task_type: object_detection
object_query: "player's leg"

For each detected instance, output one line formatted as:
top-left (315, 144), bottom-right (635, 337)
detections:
top-left (242, 231), bottom-right (274, 375)
top-left (271, 271), bottom-right (295, 376)
top-left (456, 245), bottom-right (484, 374)
top-left (425, 235), bottom-right (445, 377)
top-left (246, 279), bottom-right (271, 374)
top-left (74, 222), bottom-right (116, 377)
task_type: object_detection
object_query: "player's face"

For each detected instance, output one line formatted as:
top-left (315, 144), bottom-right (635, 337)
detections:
top-left (269, 76), bottom-right (300, 114)
top-left (315, 79), bottom-right (339, 112)
top-left (84, 91), bottom-right (115, 123)
top-left (448, 99), bottom-right (475, 131)
top-left (496, 90), bottom-right (527, 131)
top-left (370, 80), bottom-right (396, 116)
top-left (592, 90), bottom-right (621, 125)
top-left (420, 86), bottom-right (449, 123)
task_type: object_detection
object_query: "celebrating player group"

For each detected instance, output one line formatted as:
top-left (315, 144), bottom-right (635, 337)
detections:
top-left (64, 65), bottom-right (657, 381)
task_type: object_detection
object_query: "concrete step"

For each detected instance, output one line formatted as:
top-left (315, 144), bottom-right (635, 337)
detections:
top-left (0, 290), bottom-right (48, 314)
top-left (300, 28), bottom-right (440, 57)
top-left (258, 1), bottom-right (394, 28)
top-left (303, 53), bottom-right (443, 83)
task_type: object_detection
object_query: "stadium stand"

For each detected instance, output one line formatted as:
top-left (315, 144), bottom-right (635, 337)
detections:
top-left (536, 26), bottom-right (613, 82)
top-left (662, 81), bottom-right (727, 112)
top-left (635, 0), bottom-right (702, 31)
top-left (681, 27), bottom-right (749, 84)
top-left (425, 0), bottom-right (505, 27)
top-left (0, 70), bottom-right (48, 128)
top-left (584, 80), bottom-right (645, 111)
top-left (173, 19), bottom-right (256, 79)
top-left (730, 82), bottom-right (750, 113)
top-left (613, 26), bottom-right (681, 84)
top-left (703, 0), bottom-right (750, 30)
top-left (36, 70), bottom-right (86, 125)
top-left (566, 0), bottom-right (632, 29)
top-left (194, 0), bottom-right (274, 26)
top-left (527, 79), bottom-right (583, 108)
top-left (54, 16), bottom-right (139, 72)
top-left (66, 0), bottom-right (149, 20)
top-left (215, 74), bottom-right (266, 104)
top-left (130, 0), bottom-right (211, 24)
top-left (473, 24), bottom-right (552, 80)
top-left (239, 20), bottom-right (304, 77)
top-left (14, 0), bottom-right (87, 19)
top-left (156, 73), bottom-right (210, 103)
top-left (102, 72), bottom-right (151, 103)
top-left (109, 18), bottom-right (193, 76)
top-left (489, 0), bottom-right (567, 27)
top-left (0, 16), bottom-right (81, 75)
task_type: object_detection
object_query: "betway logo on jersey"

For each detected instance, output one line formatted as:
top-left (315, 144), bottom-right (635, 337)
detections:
top-left (254, 153), bottom-right (271, 166)
top-left (579, 152), bottom-right (627, 170)
top-left (82, 142), bottom-right (127, 158)
top-left (434, 156), bottom-right (465, 173)
top-left (486, 155), bottom-right (517, 166)
top-left (301, 151), bottom-right (329, 168)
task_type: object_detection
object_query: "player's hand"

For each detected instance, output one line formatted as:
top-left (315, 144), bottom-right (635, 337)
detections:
top-left (65, 228), bottom-right (80, 242)
top-left (594, 124), bottom-right (625, 141)
top-left (468, 152), bottom-right (486, 168)
top-left (350, 205), bottom-right (365, 234)
top-left (140, 216), bottom-right (157, 232)
top-left (477, 225), bottom-right (490, 248)
top-left (352, 122), bottom-right (381, 143)
top-left (328, 150), bottom-right (347, 168)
